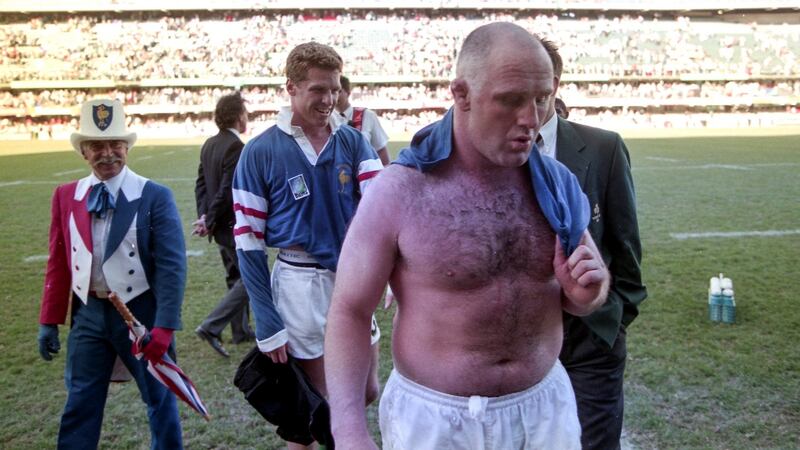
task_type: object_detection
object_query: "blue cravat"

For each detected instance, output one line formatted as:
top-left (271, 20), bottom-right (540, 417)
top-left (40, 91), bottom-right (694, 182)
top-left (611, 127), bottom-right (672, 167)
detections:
top-left (87, 182), bottom-right (115, 218)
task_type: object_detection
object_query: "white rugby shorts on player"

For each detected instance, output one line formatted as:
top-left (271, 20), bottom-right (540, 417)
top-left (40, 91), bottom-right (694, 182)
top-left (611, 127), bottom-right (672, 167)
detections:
top-left (379, 360), bottom-right (581, 450)
top-left (271, 256), bottom-right (380, 359)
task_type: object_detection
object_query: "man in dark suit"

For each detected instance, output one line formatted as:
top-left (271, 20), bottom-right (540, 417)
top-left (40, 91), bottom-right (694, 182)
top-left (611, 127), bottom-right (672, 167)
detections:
top-left (537, 38), bottom-right (648, 450)
top-left (193, 92), bottom-right (254, 357)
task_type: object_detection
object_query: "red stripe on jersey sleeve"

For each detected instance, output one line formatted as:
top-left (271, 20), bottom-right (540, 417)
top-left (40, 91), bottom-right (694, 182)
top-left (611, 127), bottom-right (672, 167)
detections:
top-left (233, 203), bottom-right (268, 219)
top-left (234, 226), bottom-right (265, 240)
top-left (357, 170), bottom-right (380, 182)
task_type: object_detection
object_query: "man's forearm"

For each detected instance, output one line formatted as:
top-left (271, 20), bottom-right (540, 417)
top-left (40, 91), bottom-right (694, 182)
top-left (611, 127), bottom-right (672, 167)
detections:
top-left (325, 305), bottom-right (375, 443)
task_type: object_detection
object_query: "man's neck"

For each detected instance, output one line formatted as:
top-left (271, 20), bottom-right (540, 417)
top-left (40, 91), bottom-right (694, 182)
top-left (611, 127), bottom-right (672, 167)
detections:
top-left (291, 117), bottom-right (331, 154)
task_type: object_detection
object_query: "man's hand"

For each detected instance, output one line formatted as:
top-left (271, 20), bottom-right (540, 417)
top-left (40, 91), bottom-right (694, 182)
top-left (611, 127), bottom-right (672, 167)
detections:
top-left (191, 214), bottom-right (209, 237)
top-left (38, 324), bottom-right (60, 361)
top-left (553, 234), bottom-right (609, 314)
top-left (141, 327), bottom-right (173, 363)
top-left (264, 343), bottom-right (289, 364)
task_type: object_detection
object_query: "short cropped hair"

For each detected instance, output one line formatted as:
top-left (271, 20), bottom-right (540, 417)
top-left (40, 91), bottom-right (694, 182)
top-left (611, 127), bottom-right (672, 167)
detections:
top-left (538, 37), bottom-right (563, 79)
top-left (285, 42), bottom-right (343, 84)
top-left (340, 75), bottom-right (351, 93)
top-left (457, 22), bottom-right (541, 91)
top-left (554, 97), bottom-right (569, 119)
top-left (214, 91), bottom-right (246, 130)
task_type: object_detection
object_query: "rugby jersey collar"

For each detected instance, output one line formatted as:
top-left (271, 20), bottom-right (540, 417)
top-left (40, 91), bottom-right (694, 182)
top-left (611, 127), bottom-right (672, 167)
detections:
top-left (276, 106), bottom-right (346, 137)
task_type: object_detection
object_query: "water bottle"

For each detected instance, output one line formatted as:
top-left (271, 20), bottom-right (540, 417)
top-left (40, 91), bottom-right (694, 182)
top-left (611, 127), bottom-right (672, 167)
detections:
top-left (708, 276), bottom-right (723, 322)
top-left (722, 288), bottom-right (736, 324)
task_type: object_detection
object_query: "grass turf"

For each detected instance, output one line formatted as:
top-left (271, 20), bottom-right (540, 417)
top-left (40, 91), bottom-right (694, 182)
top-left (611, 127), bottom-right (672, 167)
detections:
top-left (0, 135), bottom-right (798, 449)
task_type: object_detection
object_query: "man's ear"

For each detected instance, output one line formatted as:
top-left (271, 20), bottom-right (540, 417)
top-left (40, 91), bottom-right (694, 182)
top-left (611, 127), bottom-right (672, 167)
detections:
top-left (451, 78), bottom-right (470, 111)
top-left (553, 76), bottom-right (560, 96)
top-left (79, 144), bottom-right (89, 161)
top-left (286, 79), bottom-right (296, 96)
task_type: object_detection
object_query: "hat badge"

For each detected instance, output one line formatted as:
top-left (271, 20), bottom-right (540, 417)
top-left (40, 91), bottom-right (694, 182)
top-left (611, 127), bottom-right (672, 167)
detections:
top-left (92, 104), bottom-right (113, 131)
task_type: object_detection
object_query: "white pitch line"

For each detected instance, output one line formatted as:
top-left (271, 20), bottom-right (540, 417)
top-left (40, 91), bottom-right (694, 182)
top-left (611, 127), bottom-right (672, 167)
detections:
top-left (644, 156), bottom-right (680, 162)
top-left (23, 254), bottom-right (49, 263)
top-left (750, 163), bottom-right (800, 168)
top-left (1, 180), bottom-right (72, 187)
top-left (135, 156), bottom-right (153, 161)
top-left (671, 229), bottom-right (800, 240)
top-left (636, 164), bottom-right (752, 171)
top-left (28, 251), bottom-right (204, 262)
top-left (53, 168), bottom-right (85, 176)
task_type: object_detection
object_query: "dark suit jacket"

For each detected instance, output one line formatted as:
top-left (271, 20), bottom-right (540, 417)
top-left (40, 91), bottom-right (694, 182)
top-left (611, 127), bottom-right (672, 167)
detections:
top-left (195, 129), bottom-right (244, 248)
top-left (556, 118), bottom-right (647, 349)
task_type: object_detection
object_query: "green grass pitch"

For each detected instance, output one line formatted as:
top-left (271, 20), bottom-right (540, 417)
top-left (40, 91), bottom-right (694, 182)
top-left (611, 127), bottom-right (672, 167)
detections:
top-left (0, 135), bottom-right (798, 449)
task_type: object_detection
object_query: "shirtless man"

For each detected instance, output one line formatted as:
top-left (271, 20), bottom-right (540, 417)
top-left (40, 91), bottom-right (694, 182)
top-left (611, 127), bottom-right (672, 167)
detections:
top-left (325, 23), bottom-right (610, 450)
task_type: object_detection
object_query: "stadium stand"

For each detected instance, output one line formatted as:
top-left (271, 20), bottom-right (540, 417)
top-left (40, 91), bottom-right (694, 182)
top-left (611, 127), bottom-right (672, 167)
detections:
top-left (1, 3), bottom-right (798, 140)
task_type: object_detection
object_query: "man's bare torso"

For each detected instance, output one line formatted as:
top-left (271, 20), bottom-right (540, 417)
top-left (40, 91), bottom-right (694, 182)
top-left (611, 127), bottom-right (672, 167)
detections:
top-left (389, 162), bottom-right (564, 397)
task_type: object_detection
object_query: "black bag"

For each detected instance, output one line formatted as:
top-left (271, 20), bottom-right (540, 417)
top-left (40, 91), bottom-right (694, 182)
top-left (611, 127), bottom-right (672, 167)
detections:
top-left (233, 346), bottom-right (334, 448)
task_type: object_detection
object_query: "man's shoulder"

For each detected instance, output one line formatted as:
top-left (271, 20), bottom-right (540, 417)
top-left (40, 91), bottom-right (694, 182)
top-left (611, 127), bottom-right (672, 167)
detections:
top-left (52, 179), bottom-right (82, 204)
top-left (204, 130), bottom-right (241, 148)
top-left (560, 119), bottom-right (621, 147)
top-left (378, 163), bottom-right (426, 193)
top-left (539, 151), bottom-right (580, 181)
top-left (335, 122), bottom-right (366, 141)
top-left (126, 171), bottom-right (172, 201)
top-left (361, 107), bottom-right (378, 118)
top-left (56, 179), bottom-right (81, 191)
top-left (242, 125), bottom-right (283, 153)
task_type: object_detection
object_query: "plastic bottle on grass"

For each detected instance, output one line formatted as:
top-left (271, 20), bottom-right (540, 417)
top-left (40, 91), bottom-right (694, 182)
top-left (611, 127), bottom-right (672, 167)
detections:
top-left (708, 275), bottom-right (723, 322)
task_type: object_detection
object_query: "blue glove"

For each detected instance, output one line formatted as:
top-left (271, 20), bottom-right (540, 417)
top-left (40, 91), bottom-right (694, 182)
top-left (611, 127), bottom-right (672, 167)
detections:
top-left (38, 324), bottom-right (60, 361)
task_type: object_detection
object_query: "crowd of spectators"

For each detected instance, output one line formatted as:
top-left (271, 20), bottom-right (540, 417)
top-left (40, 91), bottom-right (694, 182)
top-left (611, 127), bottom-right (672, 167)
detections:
top-left (1, 9), bottom-right (799, 138)
top-left (2, 10), bottom-right (799, 82)
top-left (2, 80), bottom-right (798, 112)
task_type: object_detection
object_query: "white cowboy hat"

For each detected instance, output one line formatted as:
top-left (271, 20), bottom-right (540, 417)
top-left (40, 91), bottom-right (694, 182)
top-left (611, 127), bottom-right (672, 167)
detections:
top-left (70, 98), bottom-right (137, 154)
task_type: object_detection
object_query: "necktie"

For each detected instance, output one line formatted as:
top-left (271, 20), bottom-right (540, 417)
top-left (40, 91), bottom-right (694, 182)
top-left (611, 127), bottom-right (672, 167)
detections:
top-left (87, 182), bottom-right (115, 218)
top-left (535, 134), bottom-right (545, 154)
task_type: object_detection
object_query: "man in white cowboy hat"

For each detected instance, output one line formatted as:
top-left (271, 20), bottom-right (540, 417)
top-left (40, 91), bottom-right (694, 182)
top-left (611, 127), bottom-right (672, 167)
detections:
top-left (37, 98), bottom-right (186, 449)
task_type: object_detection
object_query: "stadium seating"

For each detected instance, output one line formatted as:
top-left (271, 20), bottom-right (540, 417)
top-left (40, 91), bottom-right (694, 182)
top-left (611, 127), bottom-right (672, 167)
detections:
top-left (1, 4), bottom-right (798, 139)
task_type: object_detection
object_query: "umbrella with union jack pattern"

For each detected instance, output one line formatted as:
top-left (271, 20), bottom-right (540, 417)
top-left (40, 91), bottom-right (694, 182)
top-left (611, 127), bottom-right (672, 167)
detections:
top-left (109, 292), bottom-right (210, 420)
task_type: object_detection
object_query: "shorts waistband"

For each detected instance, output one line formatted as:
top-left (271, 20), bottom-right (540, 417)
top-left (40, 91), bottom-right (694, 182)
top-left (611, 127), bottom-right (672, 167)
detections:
top-left (389, 360), bottom-right (567, 410)
top-left (277, 249), bottom-right (325, 269)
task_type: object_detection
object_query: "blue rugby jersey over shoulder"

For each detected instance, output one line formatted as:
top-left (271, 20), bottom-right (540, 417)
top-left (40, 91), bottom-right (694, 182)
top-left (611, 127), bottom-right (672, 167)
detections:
top-left (232, 109), bottom-right (381, 348)
top-left (394, 108), bottom-right (589, 255)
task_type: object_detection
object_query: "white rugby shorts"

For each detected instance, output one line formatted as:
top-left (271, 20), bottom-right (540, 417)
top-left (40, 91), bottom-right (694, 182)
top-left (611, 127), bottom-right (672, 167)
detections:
top-left (379, 361), bottom-right (581, 450)
top-left (271, 256), bottom-right (380, 359)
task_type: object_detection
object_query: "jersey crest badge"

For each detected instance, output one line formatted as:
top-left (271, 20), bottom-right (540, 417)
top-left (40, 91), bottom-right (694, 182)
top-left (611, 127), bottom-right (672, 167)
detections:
top-left (288, 174), bottom-right (310, 200)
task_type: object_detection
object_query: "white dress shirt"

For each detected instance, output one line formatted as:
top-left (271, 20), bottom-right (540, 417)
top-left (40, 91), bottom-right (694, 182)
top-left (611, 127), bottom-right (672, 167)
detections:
top-left (537, 113), bottom-right (559, 159)
top-left (88, 166), bottom-right (128, 296)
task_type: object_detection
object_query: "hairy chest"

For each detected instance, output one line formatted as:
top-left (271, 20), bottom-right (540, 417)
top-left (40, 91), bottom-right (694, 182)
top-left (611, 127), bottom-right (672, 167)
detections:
top-left (399, 176), bottom-right (555, 289)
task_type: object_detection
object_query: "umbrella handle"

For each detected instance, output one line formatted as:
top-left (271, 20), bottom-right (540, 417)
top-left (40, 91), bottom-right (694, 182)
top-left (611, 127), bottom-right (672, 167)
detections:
top-left (108, 292), bottom-right (142, 327)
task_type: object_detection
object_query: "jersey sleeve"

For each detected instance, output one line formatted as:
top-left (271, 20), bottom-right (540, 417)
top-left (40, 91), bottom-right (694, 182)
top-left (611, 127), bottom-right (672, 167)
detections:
top-left (232, 143), bottom-right (288, 352)
top-left (40, 185), bottom-right (71, 325)
top-left (353, 134), bottom-right (383, 194)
